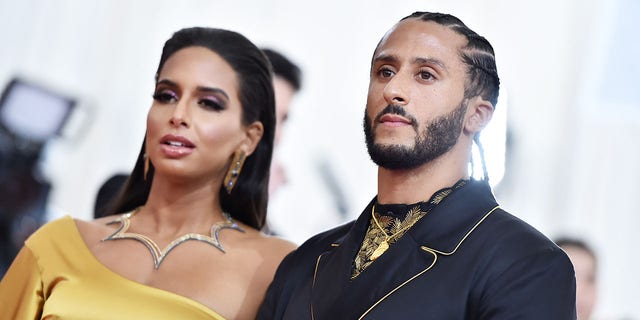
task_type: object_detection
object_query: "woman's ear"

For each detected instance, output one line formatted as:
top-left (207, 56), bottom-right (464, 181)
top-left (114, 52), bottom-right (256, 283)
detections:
top-left (464, 96), bottom-right (494, 135)
top-left (241, 121), bottom-right (264, 156)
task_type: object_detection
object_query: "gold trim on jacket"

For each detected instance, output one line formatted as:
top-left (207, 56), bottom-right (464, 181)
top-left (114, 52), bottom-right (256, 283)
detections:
top-left (310, 205), bottom-right (500, 319)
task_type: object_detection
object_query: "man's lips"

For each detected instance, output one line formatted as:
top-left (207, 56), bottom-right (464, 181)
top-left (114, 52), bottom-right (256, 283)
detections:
top-left (379, 114), bottom-right (412, 127)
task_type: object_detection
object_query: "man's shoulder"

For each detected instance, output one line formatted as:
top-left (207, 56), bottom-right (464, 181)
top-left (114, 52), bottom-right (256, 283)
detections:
top-left (487, 208), bottom-right (557, 247)
top-left (478, 208), bottom-right (569, 265)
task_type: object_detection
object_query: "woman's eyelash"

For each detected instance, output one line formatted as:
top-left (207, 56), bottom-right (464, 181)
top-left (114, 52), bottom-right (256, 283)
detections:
top-left (152, 91), bottom-right (177, 102)
top-left (199, 98), bottom-right (224, 111)
top-left (151, 91), bottom-right (225, 111)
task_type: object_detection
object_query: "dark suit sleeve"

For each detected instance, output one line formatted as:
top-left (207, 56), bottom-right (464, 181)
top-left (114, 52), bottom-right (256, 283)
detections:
top-left (257, 222), bottom-right (353, 320)
top-left (477, 247), bottom-right (577, 320)
top-left (257, 250), bottom-right (295, 320)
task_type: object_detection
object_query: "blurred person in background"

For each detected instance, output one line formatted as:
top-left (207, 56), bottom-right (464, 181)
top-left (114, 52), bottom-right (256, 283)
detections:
top-left (260, 48), bottom-right (305, 238)
top-left (556, 237), bottom-right (598, 320)
top-left (261, 48), bottom-right (302, 198)
top-left (0, 26), bottom-right (295, 319)
top-left (261, 47), bottom-right (352, 243)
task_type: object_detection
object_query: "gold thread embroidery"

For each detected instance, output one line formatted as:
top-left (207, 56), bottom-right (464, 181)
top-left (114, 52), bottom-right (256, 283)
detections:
top-left (358, 205), bottom-right (500, 318)
top-left (352, 205), bottom-right (426, 278)
top-left (351, 180), bottom-right (466, 279)
top-left (370, 205), bottom-right (425, 260)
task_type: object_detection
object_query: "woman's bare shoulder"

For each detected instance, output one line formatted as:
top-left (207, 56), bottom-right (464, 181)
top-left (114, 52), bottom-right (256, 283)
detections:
top-left (73, 215), bottom-right (121, 244)
top-left (259, 233), bottom-right (298, 254)
top-left (243, 229), bottom-right (297, 259)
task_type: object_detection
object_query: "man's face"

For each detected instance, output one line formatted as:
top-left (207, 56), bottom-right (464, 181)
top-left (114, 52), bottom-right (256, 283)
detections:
top-left (364, 19), bottom-right (470, 170)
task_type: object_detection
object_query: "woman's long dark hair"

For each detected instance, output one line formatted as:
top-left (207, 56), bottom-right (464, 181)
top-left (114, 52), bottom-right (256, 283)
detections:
top-left (107, 27), bottom-right (275, 230)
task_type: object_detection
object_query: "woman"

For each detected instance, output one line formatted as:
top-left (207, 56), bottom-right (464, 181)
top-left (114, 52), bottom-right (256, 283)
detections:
top-left (0, 27), bottom-right (296, 319)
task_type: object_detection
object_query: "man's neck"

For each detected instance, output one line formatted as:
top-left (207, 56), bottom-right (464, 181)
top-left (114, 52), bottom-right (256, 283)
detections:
top-left (376, 153), bottom-right (469, 205)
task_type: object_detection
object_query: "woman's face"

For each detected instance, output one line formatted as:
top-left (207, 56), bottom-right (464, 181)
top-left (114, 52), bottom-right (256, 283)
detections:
top-left (146, 46), bottom-right (261, 184)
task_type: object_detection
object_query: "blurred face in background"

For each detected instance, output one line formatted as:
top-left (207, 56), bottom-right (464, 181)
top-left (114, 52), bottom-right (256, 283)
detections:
top-left (273, 75), bottom-right (296, 146)
top-left (269, 75), bottom-right (296, 196)
top-left (563, 245), bottom-right (598, 320)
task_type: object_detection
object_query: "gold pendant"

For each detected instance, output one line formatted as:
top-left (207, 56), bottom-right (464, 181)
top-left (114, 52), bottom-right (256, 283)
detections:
top-left (370, 240), bottom-right (389, 261)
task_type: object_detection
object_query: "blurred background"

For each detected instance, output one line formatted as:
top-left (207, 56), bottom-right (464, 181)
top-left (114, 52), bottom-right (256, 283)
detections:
top-left (0, 0), bottom-right (638, 318)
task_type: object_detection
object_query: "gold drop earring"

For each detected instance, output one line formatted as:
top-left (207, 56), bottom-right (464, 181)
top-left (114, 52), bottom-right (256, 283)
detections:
top-left (224, 150), bottom-right (246, 194)
top-left (144, 153), bottom-right (150, 181)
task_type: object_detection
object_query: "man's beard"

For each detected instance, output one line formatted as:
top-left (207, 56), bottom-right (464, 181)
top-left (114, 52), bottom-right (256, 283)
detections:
top-left (363, 100), bottom-right (467, 170)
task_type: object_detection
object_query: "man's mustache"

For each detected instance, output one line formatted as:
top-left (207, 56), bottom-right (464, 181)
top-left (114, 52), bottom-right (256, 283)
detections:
top-left (373, 105), bottom-right (419, 132)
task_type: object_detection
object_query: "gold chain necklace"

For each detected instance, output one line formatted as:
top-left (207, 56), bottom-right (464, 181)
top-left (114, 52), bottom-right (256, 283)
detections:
top-left (102, 208), bottom-right (244, 269)
top-left (369, 204), bottom-right (423, 261)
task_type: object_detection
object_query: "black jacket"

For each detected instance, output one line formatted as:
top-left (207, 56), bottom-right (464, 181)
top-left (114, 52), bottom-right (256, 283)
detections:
top-left (259, 180), bottom-right (576, 319)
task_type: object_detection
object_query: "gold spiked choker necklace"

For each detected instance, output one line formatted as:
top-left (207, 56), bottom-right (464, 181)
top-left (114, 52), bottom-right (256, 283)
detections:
top-left (102, 207), bottom-right (244, 269)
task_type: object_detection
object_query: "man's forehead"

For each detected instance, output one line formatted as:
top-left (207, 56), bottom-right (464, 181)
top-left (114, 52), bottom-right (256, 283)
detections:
top-left (373, 19), bottom-right (466, 63)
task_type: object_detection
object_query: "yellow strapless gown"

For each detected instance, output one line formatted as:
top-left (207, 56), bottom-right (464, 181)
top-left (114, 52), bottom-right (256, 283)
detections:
top-left (0, 216), bottom-right (226, 320)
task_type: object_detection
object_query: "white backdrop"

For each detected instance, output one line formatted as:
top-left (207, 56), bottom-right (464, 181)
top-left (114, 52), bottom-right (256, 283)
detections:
top-left (0, 0), bottom-right (638, 318)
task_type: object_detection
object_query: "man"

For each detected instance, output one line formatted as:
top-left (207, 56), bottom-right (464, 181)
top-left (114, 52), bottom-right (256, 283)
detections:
top-left (556, 237), bottom-right (598, 320)
top-left (262, 48), bottom-right (302, 197)
top-left (258, 11), bottom-right (576, 319)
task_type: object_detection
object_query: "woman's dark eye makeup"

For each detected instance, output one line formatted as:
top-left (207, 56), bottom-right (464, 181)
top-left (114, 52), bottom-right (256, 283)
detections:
top-left (199, 97), bottom-right (224, 111)
top-left (152, 89), bottom-right (178, 103)
top-left (152, 83), bottom-right (228, 111)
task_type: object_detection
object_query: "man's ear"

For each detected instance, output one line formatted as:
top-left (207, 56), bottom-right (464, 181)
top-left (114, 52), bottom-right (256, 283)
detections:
top-left (464, 96), bottom-right (494, 135)
top-left (241, 121), bottom-right (264, 156)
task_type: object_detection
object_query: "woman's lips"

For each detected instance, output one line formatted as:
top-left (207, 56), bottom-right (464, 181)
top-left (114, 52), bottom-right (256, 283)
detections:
top-left (159, 134), bottom-right (195, 158)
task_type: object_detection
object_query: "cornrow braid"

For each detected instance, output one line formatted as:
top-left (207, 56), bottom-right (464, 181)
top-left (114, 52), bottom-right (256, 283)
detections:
top-left (401, 12), bottom-right (499, 181)
top-left (402, 12), bottom-right (500, 107)
top-left (473, 133), bottom-right (489, 181)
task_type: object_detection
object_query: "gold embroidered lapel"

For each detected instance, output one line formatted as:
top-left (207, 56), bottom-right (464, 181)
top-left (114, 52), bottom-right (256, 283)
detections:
top-left (357, 205), bottom-right (500, 319)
